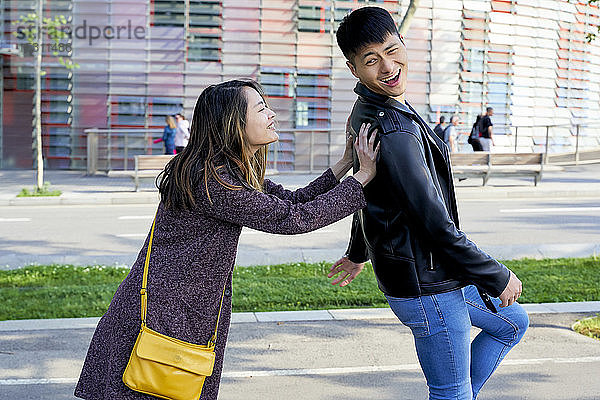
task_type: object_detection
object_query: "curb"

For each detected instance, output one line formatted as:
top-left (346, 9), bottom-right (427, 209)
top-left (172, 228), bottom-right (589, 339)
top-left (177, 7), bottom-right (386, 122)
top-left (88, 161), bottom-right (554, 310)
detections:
top-left (1, 301), bottom-right (599, 331)
top-left (3, 189), bottom-right (600, 206)
top-left (0, 193), bottom-right (161, 206)
top-left (456, 189), bottom-right (600, 200)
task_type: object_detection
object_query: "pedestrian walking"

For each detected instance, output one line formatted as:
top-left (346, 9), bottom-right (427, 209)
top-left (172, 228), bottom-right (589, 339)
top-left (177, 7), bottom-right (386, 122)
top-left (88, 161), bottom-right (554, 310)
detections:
top-left (469, 115), bottom-right (484, 152)
top-left (433, 115), bottom-right (446, 140)
top-left (332, 7), bottom-right (528, 400)
top-left (174, 112), bottom-right (190, 154)
top-left (444, 115), bottom-right (459, 153)
top-left (153, 115), bottom-right (176, 155)
top-left (479, 107), bottom-right (494, 151)
top-left (74, 79), bottom-right (379, 400)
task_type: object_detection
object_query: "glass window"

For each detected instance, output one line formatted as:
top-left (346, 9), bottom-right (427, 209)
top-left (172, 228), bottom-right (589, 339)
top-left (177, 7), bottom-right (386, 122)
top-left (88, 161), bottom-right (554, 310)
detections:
top-left (152, 0), bottom-right (185, 27)
top-left (294, 71), bottom-right (331, 128)
top-left (298, 5), bottom-right (331, 33)
top-left (259, 70), bottom-right (294, 98)
top-left (189, 1), bottom-right (222, 28)
top-left (110, 96), bottom-right (147, 126)
top-left (187, 33), bottom-right (221, 62)
top-left (295, 102), bottom-right (309, 127)
top-left (16, 75), bottom-right (34, 90)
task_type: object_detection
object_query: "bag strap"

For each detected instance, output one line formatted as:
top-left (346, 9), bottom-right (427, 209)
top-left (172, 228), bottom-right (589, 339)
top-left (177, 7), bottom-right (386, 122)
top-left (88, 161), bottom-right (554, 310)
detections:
top-left (140, 211), bottom-right (227, 346)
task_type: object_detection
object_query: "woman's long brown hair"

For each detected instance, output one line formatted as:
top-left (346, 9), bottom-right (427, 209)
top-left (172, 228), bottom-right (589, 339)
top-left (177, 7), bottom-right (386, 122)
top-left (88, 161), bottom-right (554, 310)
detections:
top-left (157, 79), bottom-right (269, 210)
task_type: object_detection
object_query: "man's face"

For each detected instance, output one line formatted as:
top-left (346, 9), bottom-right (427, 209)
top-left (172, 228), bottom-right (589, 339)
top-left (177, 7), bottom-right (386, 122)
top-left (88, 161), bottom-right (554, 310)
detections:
top-left (487, 109), bottom-right (494, 116)
top-left (347, 33), bottom-right (408, 100)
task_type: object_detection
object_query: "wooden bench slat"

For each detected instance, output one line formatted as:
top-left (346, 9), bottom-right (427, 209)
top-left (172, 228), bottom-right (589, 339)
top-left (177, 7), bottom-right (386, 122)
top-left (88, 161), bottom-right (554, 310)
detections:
top-left (490, 153), bottom-right (542, 165)
top-left (137, 155), bottom-right (175, 170)
top-left (106, 155), bottom-right (176, 191)
top-left (450, 152), bottom-right (551, 186)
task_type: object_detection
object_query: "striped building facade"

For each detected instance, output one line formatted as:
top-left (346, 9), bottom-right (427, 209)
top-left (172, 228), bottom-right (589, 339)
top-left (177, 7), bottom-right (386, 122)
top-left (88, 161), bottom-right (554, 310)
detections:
top-left (1, 0), bottom-right (599, 170)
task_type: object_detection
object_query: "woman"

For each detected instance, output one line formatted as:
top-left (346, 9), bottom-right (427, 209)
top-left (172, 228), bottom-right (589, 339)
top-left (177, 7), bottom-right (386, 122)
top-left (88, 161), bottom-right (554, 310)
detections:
top-left (74, 79), bottom-right (379, 400)
top-left (153, 115), bottom-right (176, 155)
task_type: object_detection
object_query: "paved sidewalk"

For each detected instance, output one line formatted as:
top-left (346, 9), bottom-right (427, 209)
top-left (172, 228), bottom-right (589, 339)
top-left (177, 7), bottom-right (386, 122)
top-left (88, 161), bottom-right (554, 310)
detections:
top-left (1, 163), bottom-right (600, 206)
top-left (1, 301), bottom-right (599, 331)
top-left (2, 317), bottom-right (598, 400)
top-left (1, 305), bottom-right (599, 400)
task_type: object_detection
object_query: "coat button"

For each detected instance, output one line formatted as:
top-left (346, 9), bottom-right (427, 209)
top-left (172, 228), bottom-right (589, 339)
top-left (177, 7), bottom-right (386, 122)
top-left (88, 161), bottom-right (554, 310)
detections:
top-left (224, 289), bottom-right (231, 296)
top-left (378, 111), bottom-right (384, 117)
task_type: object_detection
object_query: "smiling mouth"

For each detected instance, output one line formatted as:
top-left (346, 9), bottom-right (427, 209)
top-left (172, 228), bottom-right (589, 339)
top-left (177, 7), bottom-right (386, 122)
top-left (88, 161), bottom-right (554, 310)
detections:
top-left (380, 69), bottom-right (401, 86)
top-left (267, 122), bottom-right (276, 130)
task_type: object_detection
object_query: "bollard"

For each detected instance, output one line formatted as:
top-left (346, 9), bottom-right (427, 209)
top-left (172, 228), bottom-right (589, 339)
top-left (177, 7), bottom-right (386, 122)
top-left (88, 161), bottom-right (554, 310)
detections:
top-left (86, 129), bottom-right (98, 175)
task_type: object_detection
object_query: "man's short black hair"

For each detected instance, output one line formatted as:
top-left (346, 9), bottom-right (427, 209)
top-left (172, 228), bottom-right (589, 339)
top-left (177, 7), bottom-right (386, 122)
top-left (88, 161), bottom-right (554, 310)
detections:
top-left (336, 6), bottom-right (400, 63)
top-left (439, 116), bottom-right (446, 123)
top-left (486, 107), bottom-right (493, 112)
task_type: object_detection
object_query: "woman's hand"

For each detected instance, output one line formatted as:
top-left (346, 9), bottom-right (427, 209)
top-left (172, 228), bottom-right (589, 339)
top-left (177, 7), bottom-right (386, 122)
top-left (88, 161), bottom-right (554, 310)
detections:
top-left (341, 117), bottom-right (354, 165)
top-left (352, 122), bottom-right (379, 187)
top-left (331, 117), bottom-right (355, 180)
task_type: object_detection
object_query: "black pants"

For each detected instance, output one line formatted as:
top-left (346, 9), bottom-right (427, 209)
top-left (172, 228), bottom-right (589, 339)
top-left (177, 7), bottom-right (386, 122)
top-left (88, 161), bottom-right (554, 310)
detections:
top-left (470, 139), bottom-right (483, 152)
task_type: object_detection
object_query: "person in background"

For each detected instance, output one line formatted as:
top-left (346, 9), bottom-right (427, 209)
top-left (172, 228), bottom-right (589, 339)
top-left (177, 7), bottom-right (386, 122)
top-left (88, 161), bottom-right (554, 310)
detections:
top-left (174, 112), bottom-right (190, 154)
top-left (444, 115), bottom-right (459, 153)
top-left (479, 107), bottom-right (494, 151)
top-left (153, 115), bottom-right (177, 155)
top-left (433, 115), bottom-right (446, 140)
top-left (469, 114), bottom-right (484, 152)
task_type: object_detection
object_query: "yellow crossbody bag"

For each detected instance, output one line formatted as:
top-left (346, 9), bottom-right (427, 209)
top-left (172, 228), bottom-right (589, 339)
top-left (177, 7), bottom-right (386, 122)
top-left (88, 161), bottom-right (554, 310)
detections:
top-left (123, 214), bottom-right (226, 400)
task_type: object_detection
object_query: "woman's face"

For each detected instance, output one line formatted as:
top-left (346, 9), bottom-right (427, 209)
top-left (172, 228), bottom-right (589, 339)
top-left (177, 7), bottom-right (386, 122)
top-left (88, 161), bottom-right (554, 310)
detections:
top-left (244, 87), bottom-right (277, 154)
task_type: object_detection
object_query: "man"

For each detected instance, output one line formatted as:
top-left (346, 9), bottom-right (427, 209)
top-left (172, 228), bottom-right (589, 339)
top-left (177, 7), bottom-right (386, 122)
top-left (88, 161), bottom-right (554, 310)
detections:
top-left (433, 115), bottom-right (446, 140)
top-left (444, 115), bottom-right (459, 153)
top-left (174, 113), bottom-right (190, 154)
top-left (479, 107), bottom-right (494, 151)
top-left (329, 7), bottom-right (528, 399)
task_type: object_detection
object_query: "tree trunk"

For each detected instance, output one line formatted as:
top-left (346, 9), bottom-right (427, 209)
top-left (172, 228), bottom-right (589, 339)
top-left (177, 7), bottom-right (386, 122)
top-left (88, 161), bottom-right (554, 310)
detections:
top-left (398, 0), bottom-right (420, 36)
top-left (34, 0), bottom-right (44, 190)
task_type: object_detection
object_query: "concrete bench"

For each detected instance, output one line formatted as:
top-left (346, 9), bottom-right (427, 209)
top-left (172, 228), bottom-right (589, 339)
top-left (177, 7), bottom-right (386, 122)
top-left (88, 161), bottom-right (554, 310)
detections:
top-left (451, 153), bottom-right (562, 186)
top-left (107, 155), bottom-right (174, 191)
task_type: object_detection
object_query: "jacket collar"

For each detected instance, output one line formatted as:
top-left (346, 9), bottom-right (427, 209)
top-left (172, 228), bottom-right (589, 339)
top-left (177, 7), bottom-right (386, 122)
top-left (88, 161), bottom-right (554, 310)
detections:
top-left (354, 82), bottom-right (416, 118)
top-left (353, 81), bottom-right (448, 164)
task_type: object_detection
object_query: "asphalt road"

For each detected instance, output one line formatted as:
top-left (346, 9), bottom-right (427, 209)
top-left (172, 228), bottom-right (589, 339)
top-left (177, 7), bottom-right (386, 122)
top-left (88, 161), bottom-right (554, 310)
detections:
top-left (0, 313), bottom-right (599, 400)
top-left (0, 196), bottom-right (599, 268)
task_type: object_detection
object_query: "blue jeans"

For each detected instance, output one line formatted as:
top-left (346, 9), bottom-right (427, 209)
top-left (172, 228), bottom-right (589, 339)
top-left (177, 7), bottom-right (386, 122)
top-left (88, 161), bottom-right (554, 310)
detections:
top-left (386, 285), bottom-right (529, 400)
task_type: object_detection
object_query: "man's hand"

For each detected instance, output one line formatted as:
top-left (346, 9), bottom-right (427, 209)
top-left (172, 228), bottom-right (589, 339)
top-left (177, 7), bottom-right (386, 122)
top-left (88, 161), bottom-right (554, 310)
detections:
top-left (498, 270), bottom-right (522, 308)
top-left (328, 256), bottom-right (365, 287)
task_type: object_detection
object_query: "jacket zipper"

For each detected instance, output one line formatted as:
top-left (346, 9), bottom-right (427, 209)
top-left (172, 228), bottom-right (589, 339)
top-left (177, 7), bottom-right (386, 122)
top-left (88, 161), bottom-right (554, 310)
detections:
top-left (428, 252), bottom-right (435, 271)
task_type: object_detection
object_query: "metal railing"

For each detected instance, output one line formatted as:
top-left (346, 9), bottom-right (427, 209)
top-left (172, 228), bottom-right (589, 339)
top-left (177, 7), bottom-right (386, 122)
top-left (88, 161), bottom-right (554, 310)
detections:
top-left (457, 122), bottom-right (600, 164)
top-left (85, 127), bottom-right (346, 175)
top-left (86, 128), bottom-right (164, 174)
top-left (509, 123), bottom-right (591, 164)
top-left (86, 123), bottom-right (600, 175)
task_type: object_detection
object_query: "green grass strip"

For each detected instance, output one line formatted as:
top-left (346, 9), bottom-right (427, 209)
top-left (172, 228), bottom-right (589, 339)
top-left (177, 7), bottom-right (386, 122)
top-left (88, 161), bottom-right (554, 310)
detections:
top-left (0, 257), bottom-right (598, 321)
top-left (17, 182), bottom-right (62, 197)
top-left (572, 315), bottom-right (600, 340)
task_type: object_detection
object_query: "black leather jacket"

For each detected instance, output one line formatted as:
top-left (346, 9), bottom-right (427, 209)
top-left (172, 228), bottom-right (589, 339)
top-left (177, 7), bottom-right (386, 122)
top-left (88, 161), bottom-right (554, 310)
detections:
top-left (346, 82), bottom-right (510, 299)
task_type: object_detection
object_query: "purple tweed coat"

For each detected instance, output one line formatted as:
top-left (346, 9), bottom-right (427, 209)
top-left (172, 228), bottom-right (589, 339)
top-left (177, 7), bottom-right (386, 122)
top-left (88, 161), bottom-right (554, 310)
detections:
top-left (74, 168), bottom-right (366, 400)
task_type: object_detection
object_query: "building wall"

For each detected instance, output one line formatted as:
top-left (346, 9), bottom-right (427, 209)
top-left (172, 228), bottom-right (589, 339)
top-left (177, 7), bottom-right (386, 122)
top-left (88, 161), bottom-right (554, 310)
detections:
top-left (1, 0), bottom-right (599, 170)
